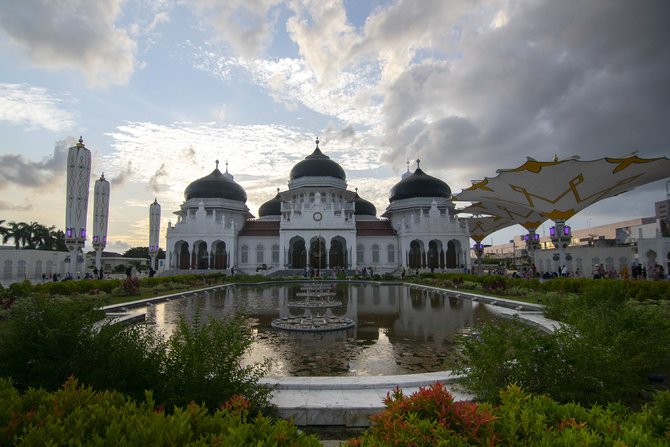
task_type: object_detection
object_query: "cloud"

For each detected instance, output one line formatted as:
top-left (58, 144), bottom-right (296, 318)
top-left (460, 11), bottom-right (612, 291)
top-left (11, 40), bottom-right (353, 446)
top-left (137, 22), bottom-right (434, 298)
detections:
top-left (108, 161), bottom-right (133, 187)
top-left (189, 0), bottom-right (282, 57)
top-left (0, 137), bottom-right (74, 189)
top-left (363, 0), bottom-right (670, 190)
top-left (0, 0), bottom-right (137, 87)
top-left (0, 83), bottom-right (78, 132)
top-left (149, 163), bottom-right (169, 194)
top-left (0, 200), bottom-right (33, 212)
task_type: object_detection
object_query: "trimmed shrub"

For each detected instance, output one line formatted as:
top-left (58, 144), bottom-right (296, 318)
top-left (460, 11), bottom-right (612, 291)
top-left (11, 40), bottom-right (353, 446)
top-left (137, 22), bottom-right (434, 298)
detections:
top-left (346, 384), bottom-right (670, 446)
top-left (0, 377), bottom-right (320, 446)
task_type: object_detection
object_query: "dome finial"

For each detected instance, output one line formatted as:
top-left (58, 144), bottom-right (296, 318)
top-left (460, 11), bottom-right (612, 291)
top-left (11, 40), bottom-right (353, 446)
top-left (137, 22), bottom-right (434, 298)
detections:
top-left (77, 136), bottom-right (84, 148)
top-left (277, 187), bottom-right (280, 194)
top-left (215, 159), bottom-right (219, 170)
top-left (225, 160), bottom-right (229, 173)
top-left (355, 187), bottom-right (358, 193)
top-left (416, 158), bottom-right (421, 169)
top-left (406, 160), bottom-right (410, 172)
top-left (315, 137), bottom-right (320, 148)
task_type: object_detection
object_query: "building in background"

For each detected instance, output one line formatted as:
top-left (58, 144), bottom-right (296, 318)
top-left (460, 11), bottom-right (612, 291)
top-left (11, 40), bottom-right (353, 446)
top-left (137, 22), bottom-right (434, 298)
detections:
top-left (165, 140), bottom-right (471, 275)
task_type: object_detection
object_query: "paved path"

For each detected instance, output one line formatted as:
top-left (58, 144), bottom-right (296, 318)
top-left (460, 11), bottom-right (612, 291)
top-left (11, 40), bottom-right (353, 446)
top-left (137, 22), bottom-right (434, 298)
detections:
top-left (260, 371), bottom-right (472, 427)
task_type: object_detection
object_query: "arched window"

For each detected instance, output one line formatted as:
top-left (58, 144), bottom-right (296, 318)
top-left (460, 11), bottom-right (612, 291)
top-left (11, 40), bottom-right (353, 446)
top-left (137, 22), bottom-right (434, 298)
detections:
top-left (241, 245), bottom-right (249, 264)
top-left (3, 260), bottom-right (12, 279)
top-left (17, 260), bottom-right (26, 278)
top-left (256, 245), bottom-right (264, 264)
top-left (387, 244), bottom-right (395, 263)
top-left (372, 244), bottom-right (380, 263)
top-left (357, 244), bottom-right (364, 264)
top-left (272, 244), bottom-right (280, 264)
top-left (35, 260), bottom-right (43, 277)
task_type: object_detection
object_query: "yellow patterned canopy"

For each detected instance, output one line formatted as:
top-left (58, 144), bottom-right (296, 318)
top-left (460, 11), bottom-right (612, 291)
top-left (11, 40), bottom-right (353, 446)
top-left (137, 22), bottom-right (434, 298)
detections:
top-left (466, 215), bottom-right (515, 243)
top-left (455, 156), bottom-right (670, 222)
top-left (459, 200), bottom-right (546, 231)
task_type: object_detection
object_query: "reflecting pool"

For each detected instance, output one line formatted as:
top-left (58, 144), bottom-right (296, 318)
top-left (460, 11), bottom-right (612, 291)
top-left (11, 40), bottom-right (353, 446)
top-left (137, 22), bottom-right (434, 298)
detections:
top-left (142, 283), bottom-right (498, 376)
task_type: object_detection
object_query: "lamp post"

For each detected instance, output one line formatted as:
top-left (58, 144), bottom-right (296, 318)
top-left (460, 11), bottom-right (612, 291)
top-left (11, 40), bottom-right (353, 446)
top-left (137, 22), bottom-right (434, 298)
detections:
top-left (549, 220), bottom-right (572, 273)
top-left (524, 229), bottom-right (540, 267)
top-left (473, 242), bottom-right (485, 274)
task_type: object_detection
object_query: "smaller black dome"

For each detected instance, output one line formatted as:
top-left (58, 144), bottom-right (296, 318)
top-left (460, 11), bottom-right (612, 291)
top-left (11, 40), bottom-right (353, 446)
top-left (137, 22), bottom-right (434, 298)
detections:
top-left (184, 166), bottom-right (247, 202)
top-left (389, 167), bottom-right (451, 202)
top-left (258, 192), bottom-right (282, 217)
top-left (354, 192), bottom-right (377, 216)
top-left (289, 140), bottom-right (346, 181)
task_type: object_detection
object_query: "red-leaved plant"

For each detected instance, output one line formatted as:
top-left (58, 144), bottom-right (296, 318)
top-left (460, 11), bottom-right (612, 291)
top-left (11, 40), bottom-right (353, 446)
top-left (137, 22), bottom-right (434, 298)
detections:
top-left (347, 382), bottom-right (497, 446)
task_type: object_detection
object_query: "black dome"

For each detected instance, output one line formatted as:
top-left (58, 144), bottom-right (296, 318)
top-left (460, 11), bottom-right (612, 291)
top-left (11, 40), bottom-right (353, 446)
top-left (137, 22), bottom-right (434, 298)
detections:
top-left (354, 192), bottom-right (377, 216)
top-left (289, 143), bottom-right (346, 181)
top-left (258, 192), bottom-right (282, 217)
top-left (184, 167), bottom-right (247, 202)
top-left (389, 168), bottom-right (451, 202)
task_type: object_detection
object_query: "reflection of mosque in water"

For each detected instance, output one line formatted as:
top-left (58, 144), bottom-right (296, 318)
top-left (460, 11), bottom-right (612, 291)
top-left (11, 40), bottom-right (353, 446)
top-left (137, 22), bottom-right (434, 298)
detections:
top-left (145, 284), bottom-right (496, 376)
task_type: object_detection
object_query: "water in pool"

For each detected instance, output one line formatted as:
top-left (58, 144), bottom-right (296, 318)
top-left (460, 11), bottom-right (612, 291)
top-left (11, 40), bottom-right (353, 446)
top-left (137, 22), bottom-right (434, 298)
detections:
top-left (143, 283), bottom-right (496, 376)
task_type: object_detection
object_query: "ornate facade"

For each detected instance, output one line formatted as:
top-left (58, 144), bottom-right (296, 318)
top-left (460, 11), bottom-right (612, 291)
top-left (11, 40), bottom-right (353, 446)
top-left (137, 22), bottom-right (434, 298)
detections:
top-left (165, 140), bottom-right (471, 275)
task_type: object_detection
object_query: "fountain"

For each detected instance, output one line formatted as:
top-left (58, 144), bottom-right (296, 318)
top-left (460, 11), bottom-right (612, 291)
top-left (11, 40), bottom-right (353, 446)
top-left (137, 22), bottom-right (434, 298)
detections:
top-left (271, 283), bottom-right (355, 332)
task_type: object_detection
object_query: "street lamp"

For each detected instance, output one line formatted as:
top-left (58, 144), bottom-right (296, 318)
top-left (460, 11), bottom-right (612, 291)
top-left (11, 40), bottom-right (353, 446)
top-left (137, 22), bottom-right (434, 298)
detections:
top-left (549, 220), bottom-right (572, 273)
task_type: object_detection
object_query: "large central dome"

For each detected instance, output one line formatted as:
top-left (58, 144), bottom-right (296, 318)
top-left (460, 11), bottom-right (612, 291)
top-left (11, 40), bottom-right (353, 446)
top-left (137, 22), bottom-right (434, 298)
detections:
top-left (389, 165), bottom-right (451, 202)
top-left (184, 162), bottom-right (247, 202)
top-left (289, 139), bottom-right (346, 181)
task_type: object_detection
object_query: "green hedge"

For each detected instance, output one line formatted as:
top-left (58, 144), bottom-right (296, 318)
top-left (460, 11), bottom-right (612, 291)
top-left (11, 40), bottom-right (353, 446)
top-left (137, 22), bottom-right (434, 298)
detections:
top-left (454, 280), bottom-right (670, 407)
top-left (0, 377), bottom-right (320, 446)
top-left (408, 273), bottom-right (670, 301)
top-left (346, 383), bottom-right (670, 446)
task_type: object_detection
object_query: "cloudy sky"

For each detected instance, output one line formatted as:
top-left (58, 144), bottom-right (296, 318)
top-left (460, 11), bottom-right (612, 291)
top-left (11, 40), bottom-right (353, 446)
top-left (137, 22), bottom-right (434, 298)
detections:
top-left (0, 0), bottom-right (668, 252)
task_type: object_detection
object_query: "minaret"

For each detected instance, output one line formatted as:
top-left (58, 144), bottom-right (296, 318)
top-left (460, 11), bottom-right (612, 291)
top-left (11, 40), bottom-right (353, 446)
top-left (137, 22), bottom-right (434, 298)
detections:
top-left (92, 173), bottom-right (110, 278)
top-left (65, 136), bottom-right (92, 277)
top-left (149, 198), bottom-right (161, 271)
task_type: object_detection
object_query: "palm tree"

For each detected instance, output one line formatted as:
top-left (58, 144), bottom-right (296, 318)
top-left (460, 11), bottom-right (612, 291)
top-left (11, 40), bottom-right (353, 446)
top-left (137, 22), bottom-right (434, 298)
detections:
top-left (3, 221), bottom-right (32, 249)
top-left (52, 229), bottom-right (67, 251)
top-left (0, 219), bottom-right (7, 243)
top-left (29, 222), bottom-right (55, 250)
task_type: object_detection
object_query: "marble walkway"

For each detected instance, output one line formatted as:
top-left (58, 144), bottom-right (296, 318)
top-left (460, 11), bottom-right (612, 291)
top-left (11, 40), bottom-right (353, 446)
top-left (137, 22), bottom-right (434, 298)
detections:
top-left (259, 371), bottom-right (473, 427)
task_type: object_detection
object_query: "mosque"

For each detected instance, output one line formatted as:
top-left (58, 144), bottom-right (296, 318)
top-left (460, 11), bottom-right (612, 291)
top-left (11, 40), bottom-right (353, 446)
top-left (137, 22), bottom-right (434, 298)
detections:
top-left (165, 139), bottom-right (471, 275)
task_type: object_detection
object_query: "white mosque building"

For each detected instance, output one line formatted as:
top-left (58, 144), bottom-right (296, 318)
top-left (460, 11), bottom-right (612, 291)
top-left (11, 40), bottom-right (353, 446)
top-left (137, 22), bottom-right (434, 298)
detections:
top-left (165, 139), bottom-right (471, 275)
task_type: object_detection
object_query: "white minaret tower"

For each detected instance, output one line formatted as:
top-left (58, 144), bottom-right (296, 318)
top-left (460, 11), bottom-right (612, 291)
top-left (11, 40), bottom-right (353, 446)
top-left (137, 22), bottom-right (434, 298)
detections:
top-left (92, 173), bottom-right (110, 278)
top-left (65, 136), bottom-right (92, 277)
top-left (149, 198), bottom-right (161, 271)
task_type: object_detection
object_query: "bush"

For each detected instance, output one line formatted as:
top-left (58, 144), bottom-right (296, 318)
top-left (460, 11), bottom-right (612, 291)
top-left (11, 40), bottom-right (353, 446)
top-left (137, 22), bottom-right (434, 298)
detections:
top-left (0, 377), bottom-right (320, 446)
top-left (347, 383), bottom-right (496, 446)
top-left (120, 277), bottom-right (141, 295)
top-left (455, 281), bottom-right (670, 406)
top-left (0, 295), bottom-right (103, 390)
top-left (346, 384), bottom-right (670, 446)
top-left (159, 312), bottom-right (272, 414)
top-left (0, 296), bottom-right (273, 413)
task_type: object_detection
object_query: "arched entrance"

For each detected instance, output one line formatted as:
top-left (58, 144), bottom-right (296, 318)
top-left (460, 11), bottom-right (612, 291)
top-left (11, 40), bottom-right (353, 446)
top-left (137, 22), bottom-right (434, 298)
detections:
top-left (409, 240), bottom-right (423, 269)
top-left (289, 237), bottom-right (306, 269)
top-left (427, 240), bottom-right (442, 271)
top-left (309, 237), bottom-right (327, 270)
top-left (446, 240), bottom-right (458, 268)
top-left (329, 237), bottom-right (347, 268)
top-left (177, 241), bottom-right (190, 269)
top-left (212, 241), bottom-right (227, 269)
top-left (193, 241), bottom-right (208, 269)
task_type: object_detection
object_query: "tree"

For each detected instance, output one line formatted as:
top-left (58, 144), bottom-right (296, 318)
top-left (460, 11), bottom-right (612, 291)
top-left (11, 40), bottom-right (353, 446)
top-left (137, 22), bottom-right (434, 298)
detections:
top-left (0, 220), bottom-right (7, 241)
top-left (123, 247), bottom-right (165, 259)
top-left (2, 221), bottom-right (31, 249)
